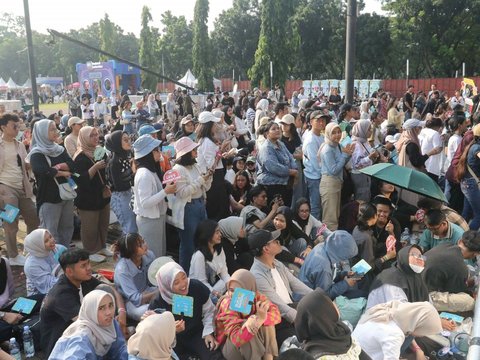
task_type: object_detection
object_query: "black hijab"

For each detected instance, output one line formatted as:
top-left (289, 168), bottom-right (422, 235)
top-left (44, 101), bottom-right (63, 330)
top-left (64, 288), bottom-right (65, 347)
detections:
top-left (105, 130), bottom-right (129, 157)
top-left (295, 289), bottom-right (352, 356)
top-left (293, 198), bottom-right (310, 230)
top-left (223, 105), bottom-right (233, 125)
top-left (370, 244), bottom-right (429, 302)
top-left (276, 206), bottom-right (309, 246)
top-left (0, 258), bottom-right (8, 294)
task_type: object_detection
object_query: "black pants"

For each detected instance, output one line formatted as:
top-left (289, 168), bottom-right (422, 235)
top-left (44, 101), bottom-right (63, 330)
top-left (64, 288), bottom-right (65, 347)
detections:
top-left (206, 170), bottom-right (230, 221)
top-left (175, 330), bottom-right (223, 360)
top-left (264, 184), bottom-right (292, 208)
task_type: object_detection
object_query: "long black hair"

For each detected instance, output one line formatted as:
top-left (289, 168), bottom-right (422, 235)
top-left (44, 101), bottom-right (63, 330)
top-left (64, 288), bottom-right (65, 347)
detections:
top-left (194, 219), bottom-right (221, 262)
top-left (136, 151), bottom-right (163, 180)
top-left (357, 203), bottom-right (377, 231)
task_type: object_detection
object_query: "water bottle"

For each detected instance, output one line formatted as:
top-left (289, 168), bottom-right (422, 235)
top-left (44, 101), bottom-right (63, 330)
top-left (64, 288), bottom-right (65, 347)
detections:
top-left (400, 228), bottom-right (410, 246)
top-left (9, 338), bottom-right (21, 360)
top-left (23, 325), bottom-right (35, 358)
top-left (67, 176), bottom-right (77, 190)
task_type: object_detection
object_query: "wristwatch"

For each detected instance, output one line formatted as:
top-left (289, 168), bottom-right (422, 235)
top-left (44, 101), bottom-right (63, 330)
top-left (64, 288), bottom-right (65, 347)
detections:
top-left (0, 311), bottom-right (5, 320)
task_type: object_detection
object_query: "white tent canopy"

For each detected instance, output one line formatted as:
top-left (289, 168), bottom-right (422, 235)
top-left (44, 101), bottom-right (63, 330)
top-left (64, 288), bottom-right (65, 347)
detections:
top-left (22, 78), bottom-right (32, 89)
top-left (178, 69), bottom-right (197, 89)
top-left (0, 78), bottom-right (6, 90)
top-left (6, 78), bottom-right (19, 90)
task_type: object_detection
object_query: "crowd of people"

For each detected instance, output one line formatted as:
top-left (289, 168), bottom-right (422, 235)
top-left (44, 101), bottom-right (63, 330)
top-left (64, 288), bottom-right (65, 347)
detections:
top-left (0, 83), bottom-right (479, 360)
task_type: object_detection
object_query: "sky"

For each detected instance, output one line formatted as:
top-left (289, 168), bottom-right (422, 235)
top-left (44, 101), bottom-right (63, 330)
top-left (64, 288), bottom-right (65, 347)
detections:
top-left (4, 0), bottom-right (383, 36)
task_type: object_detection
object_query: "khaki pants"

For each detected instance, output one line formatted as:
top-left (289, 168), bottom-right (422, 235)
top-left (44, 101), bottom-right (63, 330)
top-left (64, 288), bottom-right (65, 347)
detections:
top-left (0, 184), bottom-right (39, 258)
top-left (222, 325), bottom-right (278, 360)
top-left (320, 175), bottom-right (343, 230)
top-left (78, 205), bottom-right (110, 254)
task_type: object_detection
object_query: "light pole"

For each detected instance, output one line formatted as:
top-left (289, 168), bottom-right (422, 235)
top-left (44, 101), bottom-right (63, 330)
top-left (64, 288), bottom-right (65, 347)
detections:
top-left (23, 0), bottom-right (39, 111)
top-left (344, 0), bottom-right (357, 104)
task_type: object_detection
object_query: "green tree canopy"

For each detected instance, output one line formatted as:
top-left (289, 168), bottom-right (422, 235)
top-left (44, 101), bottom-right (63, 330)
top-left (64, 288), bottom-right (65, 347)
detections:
top-left (139, 6), bottom-right (158, 91)
top-left (192, 0), bottom-right (212, 91)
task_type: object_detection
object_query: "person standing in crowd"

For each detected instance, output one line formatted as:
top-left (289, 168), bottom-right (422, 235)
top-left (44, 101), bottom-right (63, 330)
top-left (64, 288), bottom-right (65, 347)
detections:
top-left (120, 100), bottom-right (137, 135)
top-left (73, 126), bottom-right (112, 260)
top-left (133, 135), bottom-right (176, 257)
top-left (419, 117), bottom-right (444, 182)
top-left (0, 113), bottom-right (39, 266)
top-left (386, 96), bottom-right (404, 131)
top-left (63, 116), bottom-right (85, 158)
top-left (173, 136), bottom-right (212, 272)
top-left (403, 85), bottom-right (415, 120)
top-left (256, 121), bottom-right (298, 207)
top-left (165, 92), bottom-right (176, 123)
top-left (28, 119), bottom-right (76, 247)
top-left (93, 95), bottom-right (109, 126)
top-left (302, 111), bottom-right (330, 220)
top-left (105, 130), bottom-right (137, 235)
top-left (196, 111), bottom-right (230, 220)
top-left (146, 93), bottom-right (159, 119)
top-left (81, 97), bottom-right (94, 126)
top-left (319, 122), bottom-right (355, 230)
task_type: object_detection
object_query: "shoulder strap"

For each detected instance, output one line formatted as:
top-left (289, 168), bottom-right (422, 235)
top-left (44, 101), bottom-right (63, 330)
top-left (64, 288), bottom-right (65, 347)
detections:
top-left (44, 154), bottom-right (62, 187)
top-left (467, 165), bottom-right (480, 185)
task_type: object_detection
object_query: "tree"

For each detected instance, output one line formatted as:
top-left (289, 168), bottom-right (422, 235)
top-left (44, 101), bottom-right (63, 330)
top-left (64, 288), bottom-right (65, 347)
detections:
top-left (248, 0), bottom-right (299, 87)
top-left (192, 0), bottom-right (212, 91)
top-left (99, 14), bottom-right (116, 62)
top-left (139, 6), bottom-right (157, 91)
top-left (211, 0), bottom-right (260, 79)
top-left (157, 11), bottom-right (193, 80)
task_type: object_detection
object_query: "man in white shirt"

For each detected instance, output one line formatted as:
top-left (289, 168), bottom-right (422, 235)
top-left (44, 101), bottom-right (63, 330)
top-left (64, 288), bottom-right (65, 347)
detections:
top-left (0, 113), bottom-right (39, 266)
top-left (249, 229), bottom-right (312, 345)
top-left (81, 97), bottom-right (94, 126)
top-left (93, 95), bottom-right (109, 126)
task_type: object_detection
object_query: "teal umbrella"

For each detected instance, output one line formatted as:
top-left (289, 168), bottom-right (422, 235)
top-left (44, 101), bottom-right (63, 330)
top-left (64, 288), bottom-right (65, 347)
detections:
top-left (360, 163), bottom-right (448, 203)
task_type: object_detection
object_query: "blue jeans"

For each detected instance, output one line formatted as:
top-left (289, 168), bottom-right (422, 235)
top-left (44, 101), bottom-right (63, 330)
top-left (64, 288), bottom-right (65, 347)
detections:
top-left (461, 177), bottom-right (480, 230)
top-left (110, 190), bottom-right (137, 235)
top-left (177, 198), bottom-right (207, 273)
top-left (305, 177), bottom-right (322, 220)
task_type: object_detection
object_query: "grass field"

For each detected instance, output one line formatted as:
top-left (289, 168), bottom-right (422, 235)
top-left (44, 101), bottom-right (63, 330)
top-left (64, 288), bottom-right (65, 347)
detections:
top-left (39, 102), bottom-right (68, 116)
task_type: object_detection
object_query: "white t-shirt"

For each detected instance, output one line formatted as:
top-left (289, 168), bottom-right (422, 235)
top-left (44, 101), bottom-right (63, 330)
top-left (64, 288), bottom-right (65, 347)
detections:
top-left (271, 267), bottom-right (292, 304)
top-left (446, 134), bottom-right (462, 167)
top-left (420, 128), bottom-right (443, 176)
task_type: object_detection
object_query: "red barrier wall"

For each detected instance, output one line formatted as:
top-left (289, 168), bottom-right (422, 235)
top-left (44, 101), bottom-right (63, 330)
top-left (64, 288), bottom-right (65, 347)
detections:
top-left (382, 77), bottom-right (480, 98)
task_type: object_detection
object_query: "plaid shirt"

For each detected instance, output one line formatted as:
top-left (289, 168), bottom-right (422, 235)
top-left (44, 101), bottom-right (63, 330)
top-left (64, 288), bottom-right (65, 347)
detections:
top-left (442, 205), bottom-right (469, 231)
top-left (215, 292), bottom-right (281, 347)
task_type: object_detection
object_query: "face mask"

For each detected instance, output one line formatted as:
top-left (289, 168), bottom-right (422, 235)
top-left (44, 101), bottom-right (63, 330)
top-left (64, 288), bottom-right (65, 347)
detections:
top-left (410, 264), bottom-right (424, 274)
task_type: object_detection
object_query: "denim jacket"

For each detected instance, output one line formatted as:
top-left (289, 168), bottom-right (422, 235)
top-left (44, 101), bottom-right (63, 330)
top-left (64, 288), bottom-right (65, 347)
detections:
top-left (256, 139), bottom-right (297, 185)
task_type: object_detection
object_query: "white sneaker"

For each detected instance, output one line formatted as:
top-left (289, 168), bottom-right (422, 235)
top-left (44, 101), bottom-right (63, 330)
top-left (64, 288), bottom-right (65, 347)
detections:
top-left (97, 247), bottom-right (113, 257)
top-left (9, 254), bottom-right (26, 266)
top-left (89, 254), bottom-right (106, 263)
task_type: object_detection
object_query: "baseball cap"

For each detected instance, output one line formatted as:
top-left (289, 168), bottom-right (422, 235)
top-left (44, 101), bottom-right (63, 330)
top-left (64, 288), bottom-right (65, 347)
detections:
top-left (198, 111), bottom-right (220, 124)
top-left (180, 115), bottom-right (194, 126)
top-left (279, 114), bottom-right (295, 125)
top-left (248, 229), bottom-right (281, 251)
top-left (67, 116), bottom-right (85, 128)
top-left (246, 156), bottom-right (256, 164)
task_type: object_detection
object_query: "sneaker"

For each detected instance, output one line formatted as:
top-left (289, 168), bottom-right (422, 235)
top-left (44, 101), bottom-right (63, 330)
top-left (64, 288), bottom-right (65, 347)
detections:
top-left (9, 254), bottom-right (26, 266)
top-left (89, 254), bottom-right (106, 263)
top-left (97, 247), bottom-right (113, 257)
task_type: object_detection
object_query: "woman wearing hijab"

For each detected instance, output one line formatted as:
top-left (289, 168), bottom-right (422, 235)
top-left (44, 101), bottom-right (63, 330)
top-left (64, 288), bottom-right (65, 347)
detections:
top-left (295, 289), bottom-right (366, 360)
top-left (215, 269), bottom-right (281, 360)
top-left (351, 120), bottom-right (384, 202)
top-left (49, 289), bottom-right (128, 360)
top-left (396, 119), bottom-right (435, 207)
top-left (254, 99), bottom-right (269, 138)
top-left (73, 126), bottom-right (111, 259)
top-left (352, 301), bottom-right (442, 360)
top-left (274, 206), bottom-right (311, 265)
top-left (319, 123), bottom-right (355, 230)
top-left (172, 136), bottom-right (212, 272)
top-left (133, 135), bottom-right (176, 257)
top-left (28, 119), bottom-right (76, 247)
top-left (128, 312), bottom-right (179, 360)
top-left (299, 231), bottom-right (359, 300)
top-left (367, 245), bottom-right (428, 309)
top-left (24, 228), bottom-right (61, 296)
top-left (292, 198), bottom-right (332, 245)
top-left (146, 93), bottom-right (159, 119)
top-left (219, 216), bottom-right (252, 274)
top-left (105, 130), bottom-right (137, 235)
top-left (148, 262), bottom-right (218, 360)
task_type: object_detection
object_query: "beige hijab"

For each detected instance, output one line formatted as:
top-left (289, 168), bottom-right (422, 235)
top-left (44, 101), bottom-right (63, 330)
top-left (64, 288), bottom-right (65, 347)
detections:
top-left (74, 126), bottom-right (96, 160)
top-left (358, 300), bottom-right (442, 336)
top-left (61, 290), bottom-right (117, 356)
top-left (128, 312), bottom-right (176, 359)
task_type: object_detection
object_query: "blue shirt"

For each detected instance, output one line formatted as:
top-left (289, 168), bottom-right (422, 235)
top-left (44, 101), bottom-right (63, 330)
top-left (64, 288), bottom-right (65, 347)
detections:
top-left (24, 253), bottom-right (59, 296)
top-left (418, 222), bottom-right (464, 252)
top-left (114, 250), bottom-right (156, 307)
top-left (256, 140), bottom-right (297, 185)
top-left (302, 131), bottom-right (324, 180)
top-left (49, 320), bottom-right (128, 360)
top-left (320, 143), bottom-right (351, 180)
top-left (466, 143), bottom-right (480, 177)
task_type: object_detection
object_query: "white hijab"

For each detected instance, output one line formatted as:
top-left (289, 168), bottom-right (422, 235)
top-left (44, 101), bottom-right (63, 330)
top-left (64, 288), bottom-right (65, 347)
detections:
top-left (218, 216), bottom-right (244, 245)
top-left (24, 229), bottom-right (50, 258)
top-left (127, 312), bottom-right (176, 359)
top-left (61, 290), bottom-right (117, 356)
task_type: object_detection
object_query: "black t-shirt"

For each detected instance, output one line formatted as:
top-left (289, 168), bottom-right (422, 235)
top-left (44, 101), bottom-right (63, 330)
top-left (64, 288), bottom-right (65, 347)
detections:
top-left (40, 275), bottom-right (101, 356)
top-left (148, 279), bottom-right (209, 343)
top-left (403, 92), bottom-right (413, 110)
